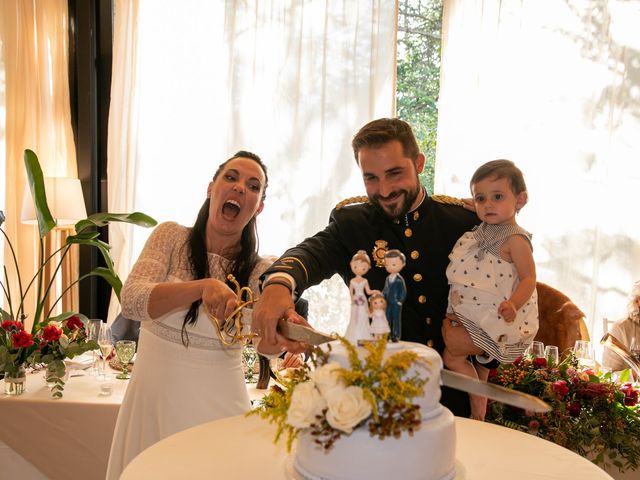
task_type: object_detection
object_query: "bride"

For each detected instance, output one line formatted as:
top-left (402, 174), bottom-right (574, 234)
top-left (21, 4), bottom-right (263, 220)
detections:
top-left (106, 151), bottom-right (304, 479)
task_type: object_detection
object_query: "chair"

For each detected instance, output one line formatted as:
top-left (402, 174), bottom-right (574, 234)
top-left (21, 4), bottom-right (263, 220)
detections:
top-left (534, 282), bottom-right (587, 358)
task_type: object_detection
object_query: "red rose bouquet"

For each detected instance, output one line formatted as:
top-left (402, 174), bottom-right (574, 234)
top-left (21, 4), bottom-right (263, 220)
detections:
top-left (487, 353), bottom-right (640, 474)
top-left (0, 319), bottom-right (37, 377)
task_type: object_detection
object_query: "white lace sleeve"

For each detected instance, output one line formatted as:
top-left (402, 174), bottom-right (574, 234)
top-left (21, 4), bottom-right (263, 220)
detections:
top-left (120, 222), bottom-right (190, 321)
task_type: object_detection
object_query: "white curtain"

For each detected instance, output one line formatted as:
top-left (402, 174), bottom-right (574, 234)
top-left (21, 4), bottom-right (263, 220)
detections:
top-left (0, 0), bottom-right (79, 325)
top-left (107, 0), bottom-right (397, 331)
top-left (437, 0), bottom-right (640, 344)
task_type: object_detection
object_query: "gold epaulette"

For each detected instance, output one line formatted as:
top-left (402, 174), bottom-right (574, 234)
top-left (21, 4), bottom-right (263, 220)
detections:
top-left (431, 194), bottom-right (464, 206)
top-left (335, 195), bottom-right (370, 210)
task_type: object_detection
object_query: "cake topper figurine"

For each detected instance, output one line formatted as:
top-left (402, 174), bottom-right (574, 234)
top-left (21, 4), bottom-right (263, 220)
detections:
top-left (368, 292), bottom-right (390, 339)
top-left (344, 250), bottom-right (375, 343)
top-left (382, 249), bottom-right (407, 342)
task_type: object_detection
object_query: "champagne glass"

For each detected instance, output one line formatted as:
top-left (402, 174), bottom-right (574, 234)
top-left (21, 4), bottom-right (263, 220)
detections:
top-left (115, 340), bottom-right (136, 379)
top-left (544, 345), bottom-right (559, 366)
top-left (573, 340), bottom-right (595, 370)
top-left (85, 319), bottom-right (102, 375)
top-left (97, 323), bottom-right (114, 380)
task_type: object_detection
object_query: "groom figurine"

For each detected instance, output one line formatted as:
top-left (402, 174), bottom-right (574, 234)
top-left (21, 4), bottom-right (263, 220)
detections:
top-left (382, 249), bottom-right (407, 342)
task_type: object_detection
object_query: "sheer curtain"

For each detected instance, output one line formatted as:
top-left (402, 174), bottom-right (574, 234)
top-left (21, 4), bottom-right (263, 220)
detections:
top-left (436, 0), bottom-right (640, 344)
top-left (107, 0), bottom-right (397, 330)
top-left (0, 0), bottom-right (80, 326)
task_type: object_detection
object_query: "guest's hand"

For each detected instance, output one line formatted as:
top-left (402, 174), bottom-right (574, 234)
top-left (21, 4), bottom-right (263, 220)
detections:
top-left (441, 314), bottom-right (483, 356)
top-left (280, 351), bottom-right (305, 369)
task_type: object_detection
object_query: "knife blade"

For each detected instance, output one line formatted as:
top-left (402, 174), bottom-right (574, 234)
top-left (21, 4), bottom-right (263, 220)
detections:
top-left (441, 369), bottom-right (550, 413)
top-left (240, 307), bottom-right (336, 345)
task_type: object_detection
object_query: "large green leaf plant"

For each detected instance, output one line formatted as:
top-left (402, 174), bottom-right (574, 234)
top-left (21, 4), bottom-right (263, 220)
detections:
top-left (0, 149), bottom-right (156, 393)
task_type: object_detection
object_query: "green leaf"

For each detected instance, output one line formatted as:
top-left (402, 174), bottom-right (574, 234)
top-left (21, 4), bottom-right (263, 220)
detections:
top-left (620, 369), bottom-right (631, 383)
top-left (75, 212), bottom-right (157, 234)
top-left (1, 308), bottom-right (12, 320)
top-left (88, 267), bottom-right (123, 299)
top-left (23, 149), bottom-right (56, 237)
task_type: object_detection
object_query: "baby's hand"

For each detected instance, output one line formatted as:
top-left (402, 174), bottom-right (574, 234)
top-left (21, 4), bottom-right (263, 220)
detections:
top-left (498, 301), bottom-right (517, 323)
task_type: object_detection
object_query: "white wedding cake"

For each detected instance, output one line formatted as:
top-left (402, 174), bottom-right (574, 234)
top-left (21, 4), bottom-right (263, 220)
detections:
top-left (292, 341), bottom-right (456, 480)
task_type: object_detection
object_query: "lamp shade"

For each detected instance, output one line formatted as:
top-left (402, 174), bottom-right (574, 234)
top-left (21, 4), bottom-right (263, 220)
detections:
top-left (21, 177), bottom-right (88, 226)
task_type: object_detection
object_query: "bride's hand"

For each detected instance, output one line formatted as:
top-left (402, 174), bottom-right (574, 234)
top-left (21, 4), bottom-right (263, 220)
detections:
top-left (200, 279), bottom-right (237, 322)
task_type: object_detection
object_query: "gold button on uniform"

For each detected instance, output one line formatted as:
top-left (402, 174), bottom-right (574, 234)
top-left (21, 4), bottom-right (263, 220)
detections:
top-left (410, 250), bottom-right (419, 260)
top-left (404, 228), bottom-right (412, 237)
top-left (425, 317), bottom-right (432, 325)
top-left (427, 339), bottom-right (434, 347)
top-left (413, 273), bottom-right (422, 282)
top-left (418, 295), bottom-right (426, 304)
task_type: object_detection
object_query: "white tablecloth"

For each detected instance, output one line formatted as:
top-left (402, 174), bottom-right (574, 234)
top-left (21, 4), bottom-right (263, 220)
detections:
top-left (0, 364), bottom-right (128, 480)
top-left (121, 415), bottom-right (615, 480)
top-left (0, 365), bottom-right (270, 480)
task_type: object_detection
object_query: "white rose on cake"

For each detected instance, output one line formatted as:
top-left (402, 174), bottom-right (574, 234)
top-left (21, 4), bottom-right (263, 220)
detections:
top-left (324, 385), bottom-right (372, 433)
top-left (309, 361), bottom-right (342, 394)
top-left (286, 381), bottom-right (326, 429)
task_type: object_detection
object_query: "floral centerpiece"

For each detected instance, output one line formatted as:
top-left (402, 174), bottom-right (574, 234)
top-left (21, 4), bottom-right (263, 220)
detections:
top-left (487, 353), bottom-right (640, 473)
top-left (249, 337), bottom-right (430, 451)
top-left (0, 149), bottom-right (156, 396)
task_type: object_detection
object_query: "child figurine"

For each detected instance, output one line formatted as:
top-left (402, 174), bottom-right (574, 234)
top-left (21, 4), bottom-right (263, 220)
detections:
top-left (382, 249), bottom-right (407, 342)
top-left (445, 159), bottom-right (538, 421)
top-left (344, 250), bottom-right (375, 343)
top-left (369, 292), bottom-right (390, 340)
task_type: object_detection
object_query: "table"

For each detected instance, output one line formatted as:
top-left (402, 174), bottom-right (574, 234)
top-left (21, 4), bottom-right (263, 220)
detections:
top-left (0, 364), bottom-right (128, 480)
top-left (121, 415), bottom-right (614, 480)
top-left (0, 364), bottom-right (270, 480)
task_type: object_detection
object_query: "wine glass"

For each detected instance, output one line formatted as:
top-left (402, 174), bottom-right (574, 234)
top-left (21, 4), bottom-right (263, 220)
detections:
top-left (526, 340), bottom-right (544, 359)
top-left (544, 345), bottom-right (559, 366)
top-left (573, 340), bottom-right (595, 370)
top-left (97, 323), bottom-right (114, 380)
top-left (115, 340), bottom-right (136, 379)
top-left (85, 319), bottom-right (102, 375)
top-left (630, 337), bottom-right (640, 362)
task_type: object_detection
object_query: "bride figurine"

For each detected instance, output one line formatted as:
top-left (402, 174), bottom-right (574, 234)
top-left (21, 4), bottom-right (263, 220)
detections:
top-left (344, 250), bottom-right (375, 342)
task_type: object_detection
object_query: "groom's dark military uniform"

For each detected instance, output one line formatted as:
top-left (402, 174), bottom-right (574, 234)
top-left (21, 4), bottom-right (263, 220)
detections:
top-left (263, 191), bottom-right (479, 417)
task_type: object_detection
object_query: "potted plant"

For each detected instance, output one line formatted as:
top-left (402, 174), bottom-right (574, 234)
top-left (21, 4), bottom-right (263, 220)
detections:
top-left (0, 149), bottom-right (156, 396)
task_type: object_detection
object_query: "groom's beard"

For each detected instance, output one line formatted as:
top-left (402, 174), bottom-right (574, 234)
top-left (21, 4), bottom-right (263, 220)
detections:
top-left (371, 182), bottom-right (422, 220)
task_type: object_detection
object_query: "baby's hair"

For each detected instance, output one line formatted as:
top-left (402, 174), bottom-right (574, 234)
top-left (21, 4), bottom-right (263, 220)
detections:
top-left (470, 159), bottom-right (527, 195)
top-left (369, 292), bottom-right (386, 313)
top-left (351, 249), bottom-right (371, 265)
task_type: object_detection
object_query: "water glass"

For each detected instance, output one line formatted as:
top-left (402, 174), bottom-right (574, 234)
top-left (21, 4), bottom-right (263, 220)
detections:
top-left (544, 345), bottom-right (559, 366)
top-left (115, 340), bottom-right (136, 380)
top-left (526, 340), bottom-right (545, 358)
top-left (242, 344), bottom-right (258, 383)
top-left (85, 319), bottom-right (102, 375)
top-left (573, 340), bottom-right (595, 370)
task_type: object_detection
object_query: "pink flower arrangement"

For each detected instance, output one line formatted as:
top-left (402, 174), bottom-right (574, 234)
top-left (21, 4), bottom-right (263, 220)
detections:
top-left (487, 352), bottom-right (640, 473)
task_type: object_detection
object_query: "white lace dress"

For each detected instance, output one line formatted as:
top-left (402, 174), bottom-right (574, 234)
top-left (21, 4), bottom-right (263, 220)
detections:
top-left (106, 222), bottom-right (271, 479)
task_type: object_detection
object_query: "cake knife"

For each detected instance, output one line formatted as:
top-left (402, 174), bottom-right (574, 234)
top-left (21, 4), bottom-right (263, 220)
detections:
top-left (244, 311), bottom-right (550, 412)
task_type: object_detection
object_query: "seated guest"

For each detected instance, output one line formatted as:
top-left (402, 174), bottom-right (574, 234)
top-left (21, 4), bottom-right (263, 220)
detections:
top-left (602, 280), bottom-right (640, 372)
top-left (111, 312), bottom-right (140, 344)
top-left (106, 152), bottom-right (305, 479)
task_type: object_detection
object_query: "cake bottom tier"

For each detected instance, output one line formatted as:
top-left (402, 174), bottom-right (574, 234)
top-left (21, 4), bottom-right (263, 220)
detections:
top-left (293, 405), bottom-right (456, 480)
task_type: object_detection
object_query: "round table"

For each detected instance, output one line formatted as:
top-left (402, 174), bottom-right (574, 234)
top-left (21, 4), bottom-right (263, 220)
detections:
top-left (120, 414), bottom-right (612, 479)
